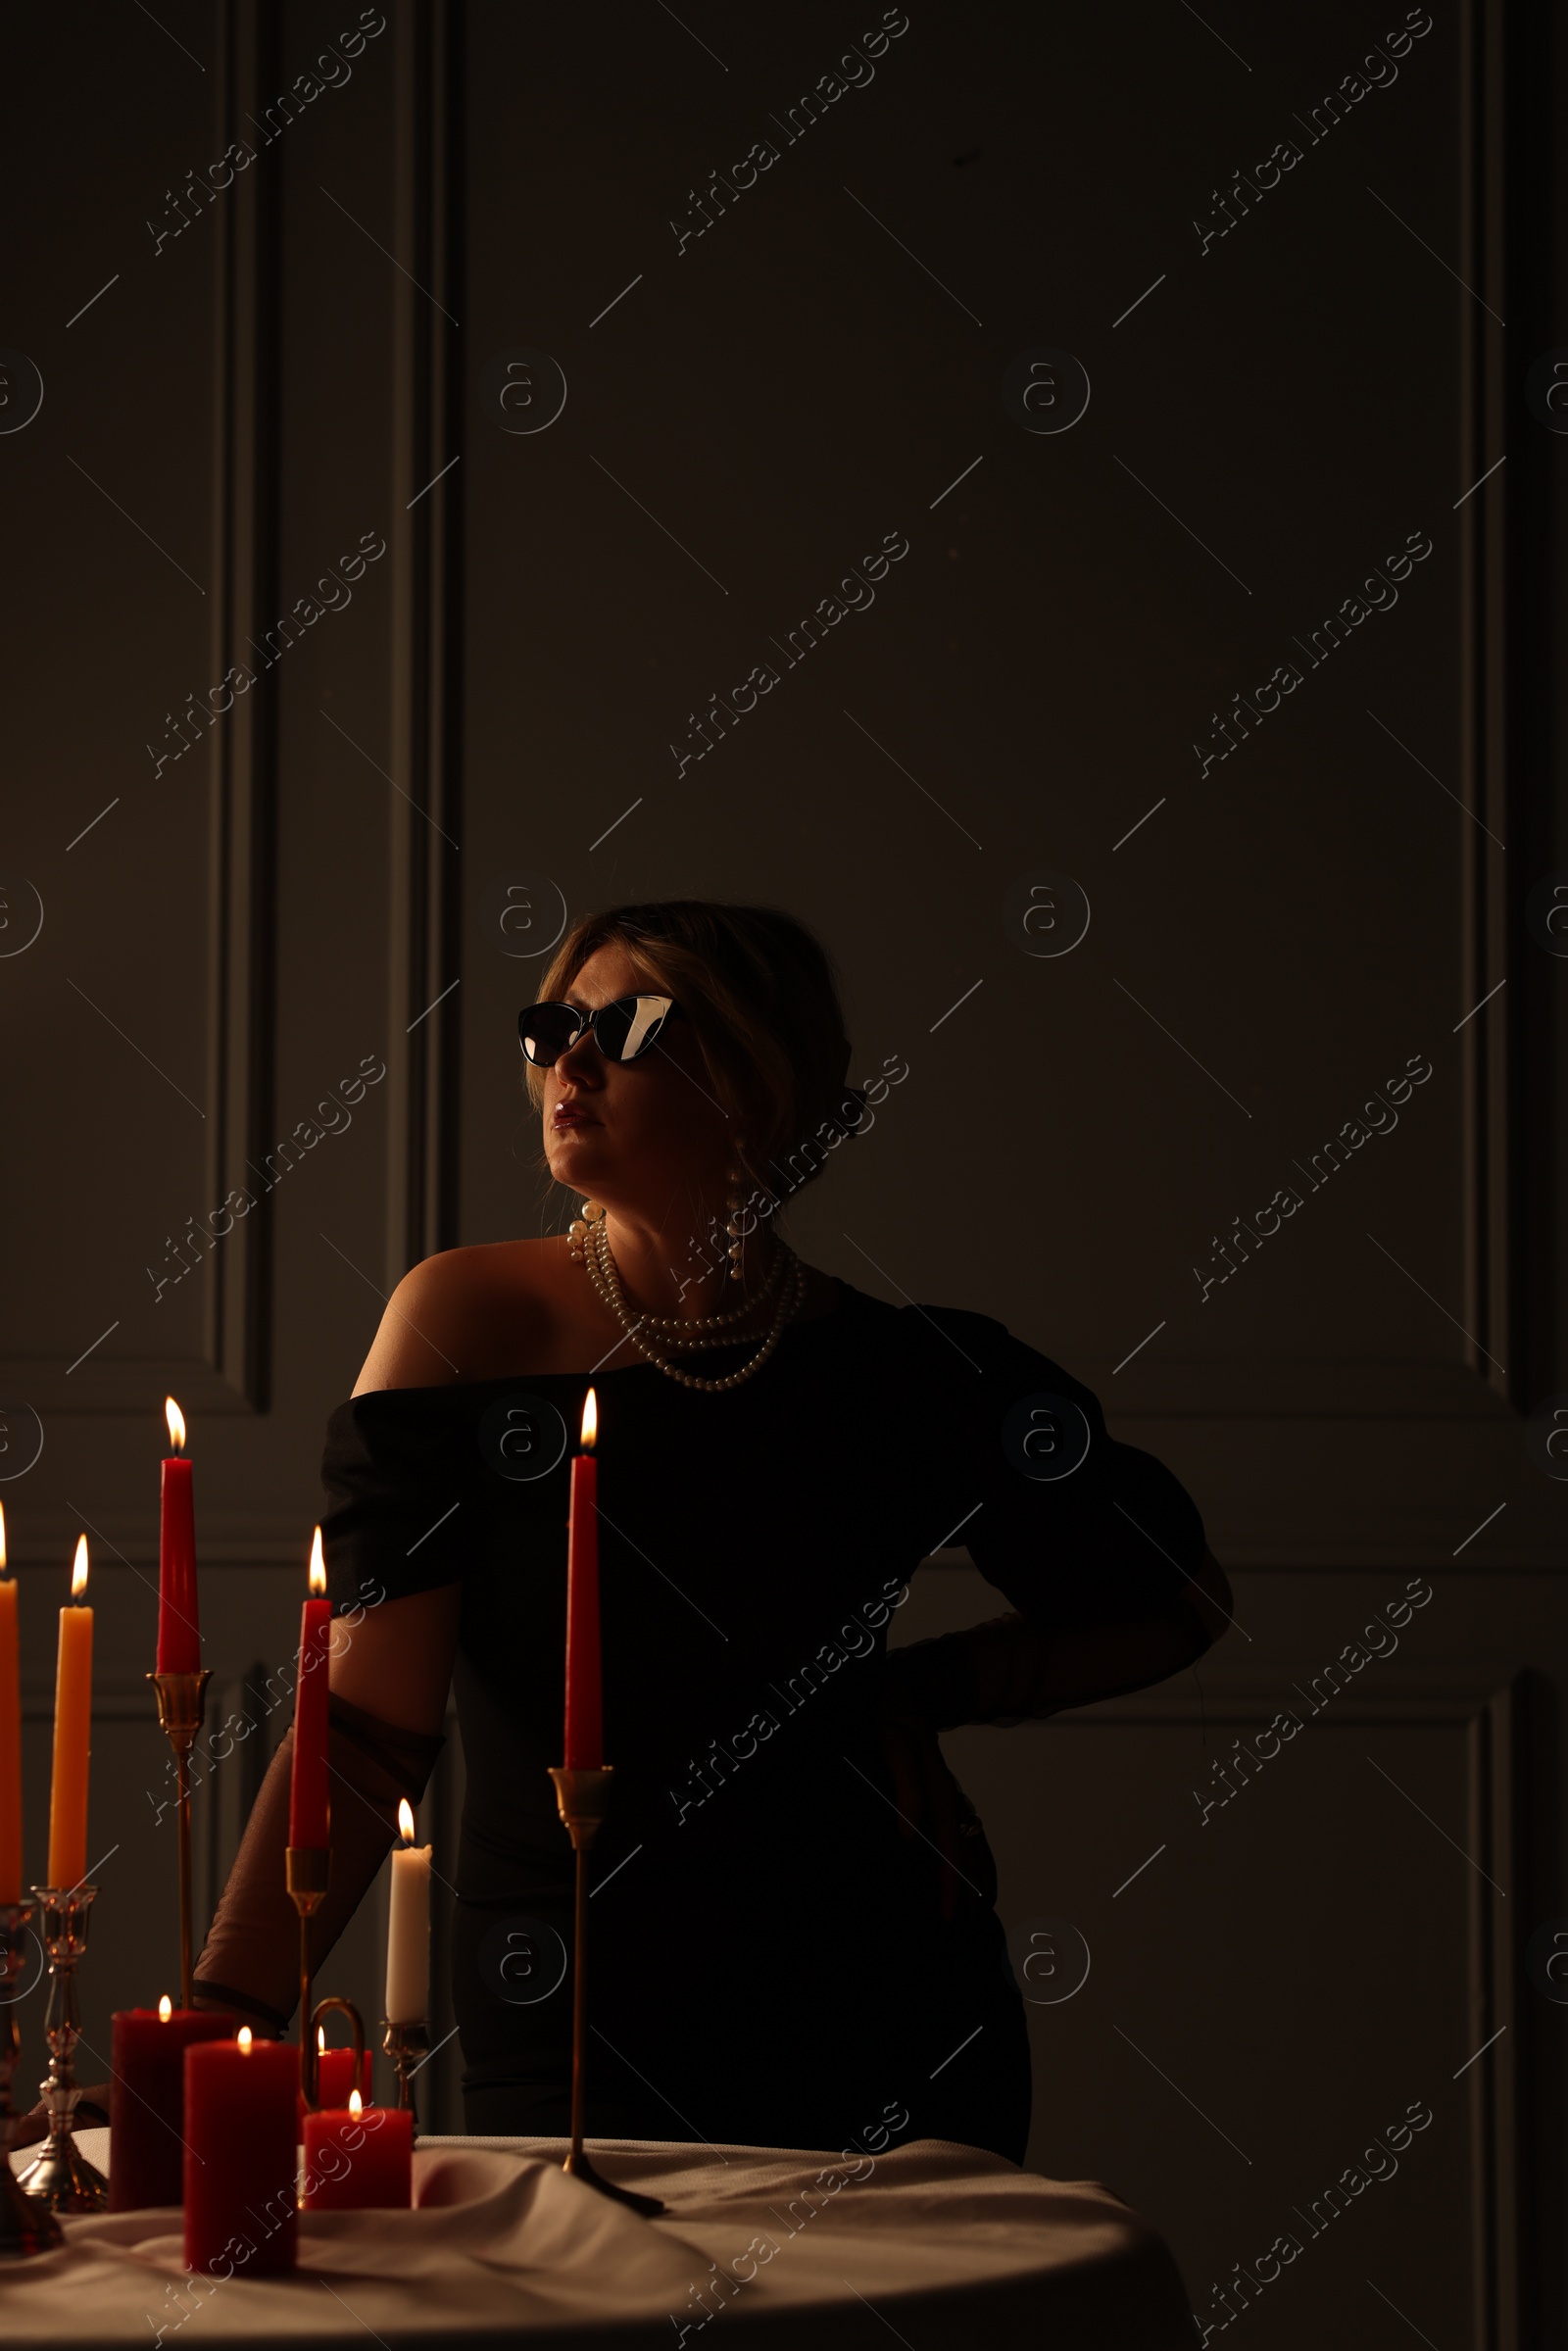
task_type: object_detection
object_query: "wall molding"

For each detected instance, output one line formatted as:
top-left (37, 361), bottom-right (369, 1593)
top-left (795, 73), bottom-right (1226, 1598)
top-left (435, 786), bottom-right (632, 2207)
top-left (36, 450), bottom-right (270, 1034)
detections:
top-left (384, 0), bottom-right (465, 1291)
top-left (201, 0), bottom-right (282, 1413)
top-left (1457, 0), bottom-right (1524, 1413)
top-left (0, 1358), bottom-right (264, 1421)
top-left (4, 1531), bottom-right (1558, 1573)
top-left (0, 0), bottom-right (282, 1419)
top-left (1093, 1358), bottom-right (1519, 1421)
top-left (1041, 1674), bottom-right (1524, 2351)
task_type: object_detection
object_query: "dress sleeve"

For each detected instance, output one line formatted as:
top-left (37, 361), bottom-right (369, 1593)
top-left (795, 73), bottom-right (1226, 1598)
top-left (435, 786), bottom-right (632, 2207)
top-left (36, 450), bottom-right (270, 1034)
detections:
top-left (318, 1391), bottom-right (469, 1618)
top-left (914, 1304), bottom-right (1208, 1632)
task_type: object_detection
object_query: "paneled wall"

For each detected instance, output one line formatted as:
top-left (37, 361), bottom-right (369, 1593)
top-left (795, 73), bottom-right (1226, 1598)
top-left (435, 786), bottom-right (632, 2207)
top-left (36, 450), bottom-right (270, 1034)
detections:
top-left (3, 4), bottom-right (1564, 2343)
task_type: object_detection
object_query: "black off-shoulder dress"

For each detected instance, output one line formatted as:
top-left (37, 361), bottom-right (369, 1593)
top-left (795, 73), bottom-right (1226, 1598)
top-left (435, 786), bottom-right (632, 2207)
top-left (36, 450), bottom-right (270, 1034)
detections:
top-left (318, 1278), bottom-right (1206, 2163)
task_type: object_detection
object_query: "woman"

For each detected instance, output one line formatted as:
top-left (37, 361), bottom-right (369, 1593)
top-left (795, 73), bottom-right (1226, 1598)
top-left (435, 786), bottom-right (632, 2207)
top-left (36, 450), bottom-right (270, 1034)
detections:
top-left (193, 899), bottom-right (1231, 2165)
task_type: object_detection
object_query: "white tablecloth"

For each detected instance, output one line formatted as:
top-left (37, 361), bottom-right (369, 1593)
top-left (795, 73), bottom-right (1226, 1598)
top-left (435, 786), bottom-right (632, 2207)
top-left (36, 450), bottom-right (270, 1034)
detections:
top-left (4, 2128), bottom-right (1199, 2347)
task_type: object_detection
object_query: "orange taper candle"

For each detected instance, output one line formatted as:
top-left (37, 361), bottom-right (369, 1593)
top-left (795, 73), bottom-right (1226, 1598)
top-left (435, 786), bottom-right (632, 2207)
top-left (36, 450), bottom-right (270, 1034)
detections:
top-left (47, 1535), bottom-right (93, 1890)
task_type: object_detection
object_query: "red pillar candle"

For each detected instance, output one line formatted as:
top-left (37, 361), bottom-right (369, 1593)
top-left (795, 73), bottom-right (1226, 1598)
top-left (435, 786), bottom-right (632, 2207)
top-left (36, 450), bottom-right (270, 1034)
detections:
top-left (109, 1996), bottom-right (232, 2209)
top-left (183, 2029), bottom-right (299, 2278)
top-left (302, 2092), bottom-right (414, 2210)
top-left (564, 1388), bottom-right (602, 1769)
top-left (288, 1527), bottom-right (331, 1850)
top-left (157, 1397), bottom-right (201, 1675)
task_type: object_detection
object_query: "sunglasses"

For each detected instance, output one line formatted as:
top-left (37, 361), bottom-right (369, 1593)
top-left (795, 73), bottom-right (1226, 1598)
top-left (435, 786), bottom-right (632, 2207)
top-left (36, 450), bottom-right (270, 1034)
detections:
top-left (517, 993), bottom-right (684, 1067)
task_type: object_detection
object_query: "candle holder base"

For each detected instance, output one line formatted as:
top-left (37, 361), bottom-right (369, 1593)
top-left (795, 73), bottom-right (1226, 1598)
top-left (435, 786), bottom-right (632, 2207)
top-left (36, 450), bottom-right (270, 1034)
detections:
top-left (15, 1886), bottom-right (107, 2214)
top-left (562, 2142), bottom-right (666, 2218)
top-left (547, 1764), bottom-right (664, 2219)
top-left (11, 2130), bottom-right (108, 2215)
top-left (0, 2174), bottom-right (63, 2261)
top-left (0, 1901), bottom-right (62, 2257)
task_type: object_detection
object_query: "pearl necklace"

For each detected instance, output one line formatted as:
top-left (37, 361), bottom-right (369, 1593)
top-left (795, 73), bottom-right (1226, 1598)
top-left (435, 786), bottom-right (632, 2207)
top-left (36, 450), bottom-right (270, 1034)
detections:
top-left (571, 1204), bottom-right (790, 1331)
top-left (579, 1213), bottom-right (805, 1391)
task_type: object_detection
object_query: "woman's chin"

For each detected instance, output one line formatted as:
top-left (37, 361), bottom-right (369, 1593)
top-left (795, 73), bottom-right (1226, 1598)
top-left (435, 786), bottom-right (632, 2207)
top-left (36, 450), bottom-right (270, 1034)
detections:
top-left (546, 1131), bottom-right (607, 1183)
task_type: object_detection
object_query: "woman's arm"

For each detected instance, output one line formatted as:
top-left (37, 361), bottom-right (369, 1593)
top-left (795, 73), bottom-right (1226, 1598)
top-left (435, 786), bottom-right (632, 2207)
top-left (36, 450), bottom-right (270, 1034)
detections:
top-left (879, 1549), bottom-right (1234, 1920)
top-left (189, 1588), bottom-right (460, 2029)
top-left (888, 1546), bottom-right (1234, 1732)
top-left (980, 1542), bottom-right (1233, 1721)
top-left (328, 1580), bottom-right (461, 1733)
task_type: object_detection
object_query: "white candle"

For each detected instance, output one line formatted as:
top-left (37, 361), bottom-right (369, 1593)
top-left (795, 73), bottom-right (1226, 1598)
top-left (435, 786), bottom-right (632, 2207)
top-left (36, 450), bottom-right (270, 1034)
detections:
top-left (385, 1798), bottom-right (432, 2025)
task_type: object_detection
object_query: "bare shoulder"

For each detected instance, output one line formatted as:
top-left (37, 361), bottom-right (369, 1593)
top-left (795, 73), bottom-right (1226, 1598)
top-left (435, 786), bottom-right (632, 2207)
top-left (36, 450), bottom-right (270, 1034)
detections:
top-left (351, 1239), bottom-right (564, 1395)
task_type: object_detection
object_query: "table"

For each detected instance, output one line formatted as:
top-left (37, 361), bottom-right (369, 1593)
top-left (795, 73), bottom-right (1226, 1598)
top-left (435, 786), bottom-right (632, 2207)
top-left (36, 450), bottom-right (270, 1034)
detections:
top-left (3, 2129), bottom-right (1200, 2347)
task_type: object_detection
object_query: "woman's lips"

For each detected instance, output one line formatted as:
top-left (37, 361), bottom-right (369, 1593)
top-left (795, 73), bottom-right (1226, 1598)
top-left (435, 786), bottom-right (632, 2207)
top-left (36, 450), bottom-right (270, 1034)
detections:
top-left (552, 1107), bottom-right (596, 1129)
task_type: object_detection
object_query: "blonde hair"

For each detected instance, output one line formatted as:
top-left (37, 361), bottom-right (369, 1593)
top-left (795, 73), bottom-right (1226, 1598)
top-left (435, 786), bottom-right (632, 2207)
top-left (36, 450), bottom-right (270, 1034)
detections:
top-left (522, 901), bottom-right (864, 1200)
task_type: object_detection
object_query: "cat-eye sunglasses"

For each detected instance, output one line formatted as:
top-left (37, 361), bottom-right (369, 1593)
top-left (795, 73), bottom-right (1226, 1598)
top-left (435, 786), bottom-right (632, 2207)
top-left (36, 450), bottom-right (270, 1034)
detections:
top-left (517, 994), bottom-right (684, 1067)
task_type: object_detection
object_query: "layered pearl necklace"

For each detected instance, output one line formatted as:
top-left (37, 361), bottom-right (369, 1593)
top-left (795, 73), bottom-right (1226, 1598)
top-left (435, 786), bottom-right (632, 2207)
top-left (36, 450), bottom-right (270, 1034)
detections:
top-left (572, 1206), bottom-right (806, 1391)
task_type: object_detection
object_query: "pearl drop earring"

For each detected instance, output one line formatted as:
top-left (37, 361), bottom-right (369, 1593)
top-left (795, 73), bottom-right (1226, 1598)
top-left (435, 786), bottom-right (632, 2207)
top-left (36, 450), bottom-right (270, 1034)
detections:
top-left (723, 1165), bottom-right (747, 1281)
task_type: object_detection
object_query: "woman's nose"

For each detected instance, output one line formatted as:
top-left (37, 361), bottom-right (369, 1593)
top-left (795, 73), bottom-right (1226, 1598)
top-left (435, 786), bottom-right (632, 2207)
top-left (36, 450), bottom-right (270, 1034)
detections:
top-left (556, 1030), bottom-right (603, 1085)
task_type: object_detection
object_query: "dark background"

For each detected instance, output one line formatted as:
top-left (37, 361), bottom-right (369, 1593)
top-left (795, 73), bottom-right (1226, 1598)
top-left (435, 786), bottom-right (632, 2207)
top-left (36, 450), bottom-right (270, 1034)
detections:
top-left (3, 3), bottom-right (1566, 2343)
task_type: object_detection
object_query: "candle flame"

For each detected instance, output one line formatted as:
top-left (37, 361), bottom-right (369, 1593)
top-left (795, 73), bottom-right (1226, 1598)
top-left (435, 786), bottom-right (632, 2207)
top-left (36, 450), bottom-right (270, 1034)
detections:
top-left (159, 1994), bottom-right (172, 2022)
top-left (398, 1798), bottom-right (416, 1844)
top-left (165, 1396), bottom-right (186, 1453)
top-left (318, 2026), bottom-right (326, 2053)
top-left (581, 1388), bottom-right (597, 1449)
top-left (0, 1499), bottom-right (7, 1574)
top-left (71, 1535), bottom-right (89, 1599)
top-left (349, 2088), bottom-right (363, 2118)
top-left (238, 2027), bottom-right (253, 2053)
top-left (309, 1526), bottom-right (326, 1596)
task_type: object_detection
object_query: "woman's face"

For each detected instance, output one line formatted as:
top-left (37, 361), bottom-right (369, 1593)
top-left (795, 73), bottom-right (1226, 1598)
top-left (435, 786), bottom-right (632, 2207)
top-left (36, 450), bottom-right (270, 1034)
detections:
top-left (538, 943), bottom-right (734, 1214)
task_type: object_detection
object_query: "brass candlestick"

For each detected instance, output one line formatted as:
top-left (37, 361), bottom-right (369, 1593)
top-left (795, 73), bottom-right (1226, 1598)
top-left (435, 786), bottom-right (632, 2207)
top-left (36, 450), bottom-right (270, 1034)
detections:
top-left (307, 1996), bottom-right (366, 2115)
top-left (286, 1846), bottom-right (330, 2110)
top-left (0, 1901), bottom-right (61, 2256)
top-left (547, 1763), bottom-right (663, 2218)
top-left (148, 1667), bottom-right (213, 2011)
top-left (15, 1885), bottom-right (107, 2212)
top-left (381, 2017), bottom-right (429, 2130)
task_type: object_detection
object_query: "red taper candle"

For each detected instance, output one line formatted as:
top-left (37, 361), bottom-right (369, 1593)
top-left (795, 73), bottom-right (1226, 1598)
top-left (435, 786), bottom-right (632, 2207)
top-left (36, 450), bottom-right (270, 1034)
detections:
top-left (564, 1388), bottom-right (602, 1768)
top-left (288, 1527), bottom-right (331, 1849)
top-left (157, 1396), bottom-right (201, 1674)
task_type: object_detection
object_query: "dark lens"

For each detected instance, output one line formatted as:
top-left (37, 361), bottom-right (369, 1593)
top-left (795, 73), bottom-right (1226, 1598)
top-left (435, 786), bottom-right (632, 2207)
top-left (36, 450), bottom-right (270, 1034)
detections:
top-left (598, 997), bottom-right (671, 1060)
top-left (518, 1004), bottom-right (580, 1064)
